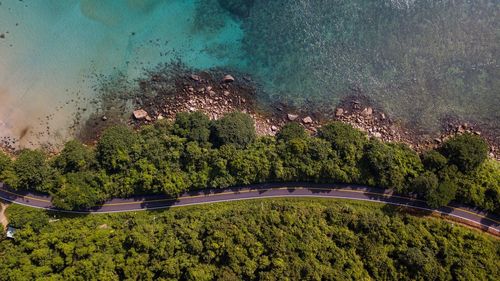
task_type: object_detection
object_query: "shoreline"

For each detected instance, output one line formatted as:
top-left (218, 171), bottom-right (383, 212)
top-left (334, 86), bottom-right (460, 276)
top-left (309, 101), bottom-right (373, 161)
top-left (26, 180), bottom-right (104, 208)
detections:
top-left (79, 68), bottom-right (499, 160)
top-left (1, 67), bottom-right (499, 160)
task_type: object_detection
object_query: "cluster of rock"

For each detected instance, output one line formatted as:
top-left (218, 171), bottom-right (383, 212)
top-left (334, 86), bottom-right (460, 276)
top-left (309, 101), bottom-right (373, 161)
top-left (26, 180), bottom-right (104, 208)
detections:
top-left (130, 72), bottom-right (284, 136)
top-left (126, 72), bottom-right (498, 159)
top-left (332, 99), bottom-right (414, 144)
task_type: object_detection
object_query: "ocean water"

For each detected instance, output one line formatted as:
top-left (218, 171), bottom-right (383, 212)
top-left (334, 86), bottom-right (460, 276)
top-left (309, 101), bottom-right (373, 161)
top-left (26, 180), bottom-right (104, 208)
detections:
top-left (0, 0), bottom-right (498, 147)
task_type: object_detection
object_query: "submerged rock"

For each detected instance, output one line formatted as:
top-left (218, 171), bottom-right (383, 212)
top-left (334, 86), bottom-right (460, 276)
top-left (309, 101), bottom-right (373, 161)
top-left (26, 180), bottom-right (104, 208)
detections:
top-left (222, 74), bottom-right (235, 83)
top-left (218, 0), bottom-right (255, 18)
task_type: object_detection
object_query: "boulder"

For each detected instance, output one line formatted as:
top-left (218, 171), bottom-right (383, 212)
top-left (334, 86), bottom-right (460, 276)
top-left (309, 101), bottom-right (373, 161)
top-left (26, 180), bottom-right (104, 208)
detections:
top-left (133, 109), bottom-right (148, 120)
top-left (335, 108), bottom-right (344, 117)
top-left (361, 107), bottom-right (373, 117)
top-left (271, 125), bottom-right (278, 131)
top-left (222, 74), bottom-right (235, 83)
top-left (190, 74), bottom-right (200, 81)
top-left (287, 114), bottom-right (299, 121)
top-left (302, 116), bottom-right (313, 124)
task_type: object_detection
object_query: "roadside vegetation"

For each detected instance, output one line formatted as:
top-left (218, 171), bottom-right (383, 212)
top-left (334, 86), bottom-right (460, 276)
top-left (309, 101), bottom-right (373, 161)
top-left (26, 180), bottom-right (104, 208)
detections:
top-left (0, 199), bottom-right (498, 280)
top-left (0, 112), bottom-right (498, 214)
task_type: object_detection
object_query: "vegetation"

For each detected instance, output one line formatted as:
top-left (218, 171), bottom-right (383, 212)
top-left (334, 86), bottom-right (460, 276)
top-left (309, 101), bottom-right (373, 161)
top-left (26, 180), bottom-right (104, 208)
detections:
top-left (1, 199), bottom-right (498, 280)
top-left (211, 111), bottom-right (256, 148)
top-left (0, 111), bottom-right (497, 213)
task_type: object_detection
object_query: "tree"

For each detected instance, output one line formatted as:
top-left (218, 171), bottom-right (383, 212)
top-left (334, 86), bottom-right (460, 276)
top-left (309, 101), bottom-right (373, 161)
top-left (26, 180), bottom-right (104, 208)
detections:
top-left (318, 122), bottom-right (367, 162)
top-left (421, 150), bottom-right (447, 172)
top-left (96, 126), bottom-right (140, 173)
top-left (318, 122), bottom-right (368, 181)
top-left (0, 150), bottom-right (12, 182)
top-left (426, 180), bottom-right (457, 208)
top-left (13, 149), bottom-right (54, 192)
top-left (52, 172), bottom-right (106, 210)
top-left (411, 171), bottom-right (439, 198)
top-left (276, 123), bottom-right (307, 142)
top-left (54, 140), bottom-right (95, 173)
top-left (0, 150), bottom-right (11, 174)
top-left (439, 133), bottom-right (488, 173)
top-left (173, 111), bottom-right (211, 143)
top-left (362, 141), bottom-right (423, 192)
top-left (211, 112), bottom-right (256, 148)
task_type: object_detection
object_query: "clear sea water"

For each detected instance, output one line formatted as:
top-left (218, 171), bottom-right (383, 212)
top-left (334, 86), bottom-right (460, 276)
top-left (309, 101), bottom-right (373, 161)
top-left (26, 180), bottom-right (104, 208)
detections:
top-left (0, 0), bottom-right (498, 146)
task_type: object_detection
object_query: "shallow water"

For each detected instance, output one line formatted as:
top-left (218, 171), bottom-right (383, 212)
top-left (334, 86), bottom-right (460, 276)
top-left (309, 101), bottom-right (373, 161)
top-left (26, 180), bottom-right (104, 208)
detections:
top-left (0, 0), bottom-right (498, 147)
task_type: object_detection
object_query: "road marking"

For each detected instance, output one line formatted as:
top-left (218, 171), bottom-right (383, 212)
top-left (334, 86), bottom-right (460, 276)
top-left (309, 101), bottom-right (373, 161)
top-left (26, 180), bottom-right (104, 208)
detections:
top-left (1, 187), bottom-right (499, 225)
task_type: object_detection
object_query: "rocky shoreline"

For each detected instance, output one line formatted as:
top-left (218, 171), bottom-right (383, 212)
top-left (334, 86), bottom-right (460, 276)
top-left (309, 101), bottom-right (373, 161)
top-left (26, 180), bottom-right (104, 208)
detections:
top-left (120, 70), bottom-right (499, 160)
top-left (2, 68), bottom-right (498, 161)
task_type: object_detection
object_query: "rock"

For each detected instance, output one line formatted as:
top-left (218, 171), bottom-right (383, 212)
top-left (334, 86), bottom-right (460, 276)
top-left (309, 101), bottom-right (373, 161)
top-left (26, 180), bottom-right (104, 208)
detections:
top-left (188, 87), bottom-right (194, 92)
top-left (0, 33), bottom-right (5, 39)
top-left (434, 138), bottom-right (442, 144)
top-left (223, 91), bottom-right (230, 96)
top-left (205, 86), bottom-right (212, 92)
top-left (222, 74), bottom-right (235, 83)
top-left (380, 113), bottom-right (386, 120)
top-left (190, 74), bottom-right (200, 81)
top-left (373, 132), bottom-right (382, 138)
top-left (189, 107), bottom-right (196, 112)
top-left (145, 116), bottom-right (152, 122)
top-left (302, 116), bottom-right (313, 124)
top-left (157, 115), bottom-right (164, 120)
top-left (101, 116), bottom-right (108, 121)
top-left (271, 125), bottom-right (278, 131)
top-left (209, 90), bottom-right (216, 96)
top-left (133, 109), bottom-right (148, 120)
top-left (361, 107), bottom-right (373, 117)
top-left (309, 127), bottom-right (318, 133)
top-left (287, 114), bottom-right (299, 121)
top-left (335, 108), bottom-right (344, 117)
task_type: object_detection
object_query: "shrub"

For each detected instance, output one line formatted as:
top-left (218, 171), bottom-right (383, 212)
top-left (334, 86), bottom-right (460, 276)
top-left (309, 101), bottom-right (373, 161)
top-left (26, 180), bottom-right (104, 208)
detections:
top-left (439, 133), bottom-right (488, 173)
top-left (276, 123), bottom-right (307, 142)
top-left (173, 111), bottom-right (211, 143)
top-left (96, 126), bottom-right (140, 173)
top-left (211, 112), bottom-right (256, 148)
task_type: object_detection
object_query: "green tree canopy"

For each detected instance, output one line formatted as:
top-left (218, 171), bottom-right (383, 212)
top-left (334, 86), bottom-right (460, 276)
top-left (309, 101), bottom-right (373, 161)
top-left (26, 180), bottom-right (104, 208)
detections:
top-left (211, 112), bottom-right (256, 148)
top-left (411, 171), bottom-right (439, 198)
top-left (173, 111), bottom-right (211, 143)
top-left (96, 126), bottom-right (140, 173)
top-left (426, 180), bottom-right (457, 208)
top-left (421, 150), bottom-right (447, 172)
top-left (12, 149), bottom-right (53, 192)
top-left (362, 141), bottom-right (423, 192)
top-left (318, 122), bottom-right (367, 161)
top-left (52, 172), bottom-right (106, 211)
top-left (54, 140), bottom-right (95, 173)
top-left (276, 122), bottom-right (307, 142)
top-left (439, 133), bottom-right (488, 173)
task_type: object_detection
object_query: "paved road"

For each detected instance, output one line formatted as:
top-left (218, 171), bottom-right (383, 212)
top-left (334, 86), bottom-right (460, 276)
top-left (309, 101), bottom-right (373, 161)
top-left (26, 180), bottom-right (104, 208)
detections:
top-left (0, 182), bottom-right (498, 235)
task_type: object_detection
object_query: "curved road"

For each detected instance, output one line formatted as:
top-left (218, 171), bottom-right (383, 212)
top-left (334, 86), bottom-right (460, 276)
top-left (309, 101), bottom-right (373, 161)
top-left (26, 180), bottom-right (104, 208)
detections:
top-left (0, 182), bottom-right (499, 235)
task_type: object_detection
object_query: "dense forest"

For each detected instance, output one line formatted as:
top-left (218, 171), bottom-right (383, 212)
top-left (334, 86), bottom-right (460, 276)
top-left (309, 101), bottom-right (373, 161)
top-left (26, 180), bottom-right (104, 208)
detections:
top-left (1, 199), bottom-right (498, 280)
top-left (0, 111), bottom-right (498, 214)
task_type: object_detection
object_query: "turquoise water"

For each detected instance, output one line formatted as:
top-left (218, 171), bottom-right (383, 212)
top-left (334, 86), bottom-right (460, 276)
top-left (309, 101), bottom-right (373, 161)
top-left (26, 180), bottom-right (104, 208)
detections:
top-left (0, 0), bottom-right (499, 146)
